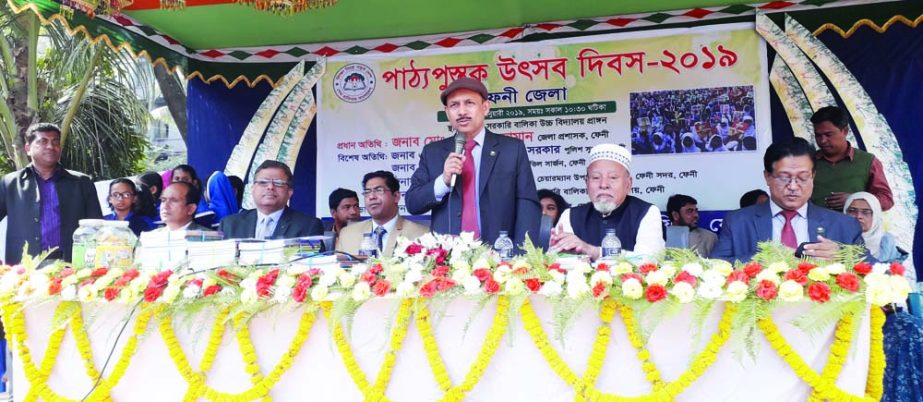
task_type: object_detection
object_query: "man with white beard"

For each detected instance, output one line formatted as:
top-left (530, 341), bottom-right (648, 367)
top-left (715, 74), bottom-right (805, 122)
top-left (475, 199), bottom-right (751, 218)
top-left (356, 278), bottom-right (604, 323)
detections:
top-left (550, 144), bottom-right (665, 260)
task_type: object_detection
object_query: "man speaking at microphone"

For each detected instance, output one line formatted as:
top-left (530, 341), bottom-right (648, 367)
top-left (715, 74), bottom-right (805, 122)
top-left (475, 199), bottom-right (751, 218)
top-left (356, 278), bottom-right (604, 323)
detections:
top-left (406, 77), bottom-right (541, 246)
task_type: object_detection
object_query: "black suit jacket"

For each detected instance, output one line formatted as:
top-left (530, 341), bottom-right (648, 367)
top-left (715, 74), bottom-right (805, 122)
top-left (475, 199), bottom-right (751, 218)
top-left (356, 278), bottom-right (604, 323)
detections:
top-left (405, 130), bottom-right (541, 246)
top-left (0, 165), bottom-right (102, 263)
top-left (218, 207), bottom-right (323, 239)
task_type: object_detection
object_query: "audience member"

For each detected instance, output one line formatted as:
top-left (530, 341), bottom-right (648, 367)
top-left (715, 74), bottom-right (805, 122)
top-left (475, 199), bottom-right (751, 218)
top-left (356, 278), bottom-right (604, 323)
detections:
top-left (739, 189), bottom-right (769, 208)
top-left (666, 194), bottom-right (717, 257)
top-left (105, 178), bottom-right (155, 235)
top-left (538, 189), bottom-right (570, 226)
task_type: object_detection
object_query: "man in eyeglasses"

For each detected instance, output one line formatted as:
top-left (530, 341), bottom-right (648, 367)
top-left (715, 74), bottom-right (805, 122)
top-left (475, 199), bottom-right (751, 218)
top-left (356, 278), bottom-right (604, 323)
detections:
top-left (219, 160), bottom-right (323, 239)
top-left (336, 170), bottom-right (428, 258)
top-left (710, 138), bottom-right (863, 262)
top-left (0, 123), bottom-right (102, 264)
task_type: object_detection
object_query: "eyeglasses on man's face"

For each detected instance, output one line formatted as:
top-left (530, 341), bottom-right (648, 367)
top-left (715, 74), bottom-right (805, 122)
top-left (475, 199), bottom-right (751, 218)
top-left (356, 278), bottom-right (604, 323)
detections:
top-left (254, 179), bottom-right (290, 188)
top-left (770, 174), bottom-right (813, 187)
top-left (109, 192), bottom-right (134, 200)
top-left (362, 187), bottom-right (390, 197)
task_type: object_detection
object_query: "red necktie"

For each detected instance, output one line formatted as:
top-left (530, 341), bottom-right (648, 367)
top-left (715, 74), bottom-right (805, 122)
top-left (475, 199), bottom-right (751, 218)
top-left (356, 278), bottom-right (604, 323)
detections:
top-left (780, 210), bottom-right (798, 249)
top-left (460, 139), bottom-right (480, 238)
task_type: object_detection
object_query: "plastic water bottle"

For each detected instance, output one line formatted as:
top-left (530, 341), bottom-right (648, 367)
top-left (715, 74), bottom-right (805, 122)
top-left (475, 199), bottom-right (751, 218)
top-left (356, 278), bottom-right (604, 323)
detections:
top-left (494, 231), bottom-right (514, 261)
top-left (358, 232), bottom-right (378, 258)
top-left (601, 229), bottom-right (622, 260)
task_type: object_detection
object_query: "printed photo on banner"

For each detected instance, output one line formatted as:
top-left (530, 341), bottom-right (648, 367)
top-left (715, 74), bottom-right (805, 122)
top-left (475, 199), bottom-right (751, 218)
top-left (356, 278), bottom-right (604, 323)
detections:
top-left (629, 85), bottom-right (756, 155)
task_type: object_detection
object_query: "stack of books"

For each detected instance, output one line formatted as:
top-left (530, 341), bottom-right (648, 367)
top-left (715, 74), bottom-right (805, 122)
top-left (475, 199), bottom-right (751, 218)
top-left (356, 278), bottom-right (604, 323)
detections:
top-left (187, 239), bottom-right (237, 271)
top-left (136, 230), bottom-right (224, 270)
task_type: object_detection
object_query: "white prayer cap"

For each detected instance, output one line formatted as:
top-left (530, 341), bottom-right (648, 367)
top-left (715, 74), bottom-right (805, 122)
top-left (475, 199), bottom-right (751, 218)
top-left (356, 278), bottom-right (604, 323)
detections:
top-left (589, 143), bottom-right (631, 171)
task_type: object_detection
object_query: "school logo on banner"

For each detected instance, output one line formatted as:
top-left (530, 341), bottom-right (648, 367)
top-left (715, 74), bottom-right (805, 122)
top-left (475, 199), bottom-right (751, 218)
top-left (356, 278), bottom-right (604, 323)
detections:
top-left (333, 63), bottom-right (376, 103)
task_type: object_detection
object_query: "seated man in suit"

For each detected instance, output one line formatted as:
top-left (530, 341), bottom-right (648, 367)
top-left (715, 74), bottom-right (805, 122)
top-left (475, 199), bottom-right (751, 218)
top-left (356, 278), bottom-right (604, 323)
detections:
top-left (155, 182), bottom-right (211, 232)
top-left (338, 170), bottom-right (428, 258)
top-left (219, 160), bottom-right (324, 239)
top-left (550, 143), bottom-right (665, 259)
top-left (710, 138), bottom-right (863, 262)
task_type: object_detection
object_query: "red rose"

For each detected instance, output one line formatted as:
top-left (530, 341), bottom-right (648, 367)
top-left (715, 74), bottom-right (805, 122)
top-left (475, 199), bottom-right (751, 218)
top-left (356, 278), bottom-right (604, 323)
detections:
top-left (420, 280), bottom-right (438, 297)
top-left (114, 277), bottom-right (131, 287)
top-left (484, 278), bottom-right (500, 294)
top-left (217, 269), bottom-right (237, 281)
top-left (639, 263), bottom-right (658, 274)
top-left (427, 248), bottom-right (448, 265)
top-left (645, 284), bottom-right (667, 303)
top-left (143, 287), bottom-right (164, 302)
top-left (150, 270), bottom-right (172, 288)
top-left (189, 278), bottom-right (204, 288)
top-left (808, 282), bottom-right (831, 303)
top-left (405, 243), bottom-right (424, 256)
top-left (743, 262), bottom-right (762, 278)
top-left (592, 282), bottom-right (608, 298)
top-left (853, 262), bottom-right (872, 276)
top-left (755, 280), bottom-right (777, 301)
top-left (621, 273), bottom-right (642, 283)
top-left (291, 283), bottom-right (308, 303)
top-left (297, 273), bottom-right (313, 288)
top-left (360, 271), bottom-right (377, 283)
top-left (547, 263), bottom-right (565, 274)
top-left (104, 287), bottom-right (120, 301)
top-left (674, 271), bottom-right (697, 286)
top-left (369, 264), bottom-right (384, 275)
top-left (432, 266), bottom-right (450, 278)
top-left (784, 269), bottom-right (808, 285)
top-left (473, 268), bottom-right (492, 282)
top-left (595, 262), bottom-right (610, 272)
top-left (835, 273), bottom-right (860, 293)
top-left (307, 268), bottom-right (321, 277)
top-left (524, 278), bottom-right (542, 293)
top-left (372, 279), bottom-right (391, 297)
top-left (726, 270), bottom-right (750, 285)
top-left (91, 267), bottom-right (109, 278)
top-left (203, 284), bottom-right (222, 297)
top-left (435, 278), bottom-right (456, 291)
top-left (890, 263), bottom-right (906, 276)
top-left (48, 279), bottom-right (63, 295)
top-left (123, 269), bottom-right (140, 280)
top-left (797, 262), bottom-right (816, 275)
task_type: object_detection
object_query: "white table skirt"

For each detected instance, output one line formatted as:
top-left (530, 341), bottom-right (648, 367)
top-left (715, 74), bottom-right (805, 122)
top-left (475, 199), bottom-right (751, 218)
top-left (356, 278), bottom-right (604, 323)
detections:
top-left (12, 297), bottom-right (870, 401)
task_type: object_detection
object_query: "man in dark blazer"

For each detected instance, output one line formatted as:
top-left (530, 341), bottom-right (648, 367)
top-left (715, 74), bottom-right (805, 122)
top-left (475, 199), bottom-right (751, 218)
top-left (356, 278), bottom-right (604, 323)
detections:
top-left (0, 123), bottom-right (102, 263)
top-left (405, 78), bottom-right (541, 246)
top-left (710, 138), bottom-right (863, 262)
top-left (219, 160), bottom-right (323, 239)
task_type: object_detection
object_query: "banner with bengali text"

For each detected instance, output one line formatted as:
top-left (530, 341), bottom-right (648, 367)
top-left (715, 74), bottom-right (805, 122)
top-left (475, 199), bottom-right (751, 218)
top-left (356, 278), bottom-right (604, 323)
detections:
top-left (316, 23), bottom-right (770, 217)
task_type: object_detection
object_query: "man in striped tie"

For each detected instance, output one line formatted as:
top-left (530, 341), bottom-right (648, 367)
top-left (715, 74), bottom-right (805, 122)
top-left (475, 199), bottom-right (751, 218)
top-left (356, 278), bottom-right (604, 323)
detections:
top-left (710, 138), bottom-right (864, 262)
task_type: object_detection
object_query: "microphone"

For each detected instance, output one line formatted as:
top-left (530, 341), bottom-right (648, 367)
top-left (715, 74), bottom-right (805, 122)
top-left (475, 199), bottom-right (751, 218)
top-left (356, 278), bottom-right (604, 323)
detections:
top-left (450, 131), bottom-right (466, 188)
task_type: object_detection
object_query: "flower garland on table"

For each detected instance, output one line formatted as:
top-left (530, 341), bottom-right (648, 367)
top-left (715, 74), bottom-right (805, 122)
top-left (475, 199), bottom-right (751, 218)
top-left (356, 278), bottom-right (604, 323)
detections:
top-left (865, 307), bottom-right (886, 400)
top-left (414, 296), bottom-right (511, 402)
top-left (808, 312), bottom-right (854, 402)
top-left (232, 314), bottom-right (272, 402)
top-left (324, 299), bottom-right (413, 402)
top-left (758, 310), bottom-right (880, 402)
top-left (159, 307), bottom-right (316, 402)
top-left (575, 299), bottom-right (619, 402)
top-left (0, 301), bottom-right (156, 402)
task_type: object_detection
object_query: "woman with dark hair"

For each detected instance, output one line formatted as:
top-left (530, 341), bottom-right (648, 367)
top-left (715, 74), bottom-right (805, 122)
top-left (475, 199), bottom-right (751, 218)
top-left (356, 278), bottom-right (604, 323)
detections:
top-left (105, 178), bottom-right (155, 235)
top-left (537, 189), bottom-right (570, 226)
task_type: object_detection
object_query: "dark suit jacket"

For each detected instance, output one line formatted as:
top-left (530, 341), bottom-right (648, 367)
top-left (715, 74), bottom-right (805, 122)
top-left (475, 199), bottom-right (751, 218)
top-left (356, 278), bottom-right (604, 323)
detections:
top-left (218, 207), bottom-right (323, 239)
top-left (0, 165), bottom-right (102, 263)
top-left (709, 202), bottom-right (863, 262)
top-left (405, 130), bottom-right (541, 246)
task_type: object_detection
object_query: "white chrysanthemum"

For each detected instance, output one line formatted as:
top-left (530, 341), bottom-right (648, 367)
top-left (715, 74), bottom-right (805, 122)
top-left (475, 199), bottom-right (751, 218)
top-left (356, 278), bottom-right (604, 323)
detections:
top-left (417, 233), bottom-right (438, 249)
top-left (755, 270), bottom-right (781, 286)
top-left (779, 280), bottom-right (804, 302)
top-left (865, 282), bottom-right (892, 306)
top-left (659, 263), bottom-right (677, 278)
top-left (824, 264), bottom-right (846, 275)
top-left (807, 267), bottom-right (830, 282)
top-left (670, 282), bottom-right (695, 304)
top-left (273, 286), bottom-right (292, 304)
top-left (621, 278), bottom-right (643, 300)
top-left (286, 264), bottom-right (309, 276)
top-left (118, 286), bottom-right (138, 303)
top-left (25, 274), bottom-right (49, 298)
top-left (645, 270), bottom-right (669, 286)
top-left (338, 272), bottom-right (356, 288)
top-left (872, 263), bottom-right (890, 275)
top-left (182, 285), bottom-right (201, 299)
top-left (590, 271), bottom-right (613, 286)
top-left (710, 260), bottom-right (734, 276)
top-left (161, 284), bottom-right (182, 303)
top-left (613, 262), bottom-right (634, 275)
top-left (863, 272), bottom-right (890, 287)
top-left (724, 281), bottom-right (748, 303)
top-left (889, 275), bottom-right (912, 303)
top-left (404, 269), bottom-right (423, 284)
top-left (768, 262), bottom-right (789, 274)
top-left (451, 260), bottom-right (471, 274)
top-left (472, 258), bottom-right (490, 271)
top-left (202, 277), bottom-right (217, 289)
top-left (61, 285), bottom-right (78, 301)
top-left (505, 279), bottom-right (525, 296)
top-left (77, 285), bottom-right (97, 302)
top-left (61, 274), bottom-right (79, 288)
top-left (351, 282), bottom-right (371, 302)
top-left (396, 281), bottom-right (416, 298)
top-left (310, 285), bottom-right (329, 301)
top-left (697, 282), bottom-right (723, 300)
top-left (0, 272), bottom-right (21, 295)
top-left (572, 261), bottom-right (593, 275)
top-left (276, 274), bottom-right (296, 290)
top-left (567, 279), bottom-right (590, 299)
top-left (549, 270), bottom-right (565, 284)
top-left (681, 263), bottom-right (704, 277)
top-left (494, 265), bottom-right (512, 284)
top-left (701, 270), bottom-right (726, 286)
top-left (539, 281), bottom-right (563, 297)
top-left (463, 276), bottom-right (482, 295)
top-left (75, 268), bottom-right (92, 280)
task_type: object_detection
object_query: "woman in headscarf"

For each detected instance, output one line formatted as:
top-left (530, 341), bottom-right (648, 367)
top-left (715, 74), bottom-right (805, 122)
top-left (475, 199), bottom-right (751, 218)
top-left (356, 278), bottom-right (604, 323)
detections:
top-left (705, 134), bottom-right (727, 152)
top-left (651, 132), bottom-right (672, 154)
top-left (843, 192), bottom-right (906, 263)
top-left (205, 171), bottom-right (240, 224)
top-left (680, 133), bottom-right (700, 153)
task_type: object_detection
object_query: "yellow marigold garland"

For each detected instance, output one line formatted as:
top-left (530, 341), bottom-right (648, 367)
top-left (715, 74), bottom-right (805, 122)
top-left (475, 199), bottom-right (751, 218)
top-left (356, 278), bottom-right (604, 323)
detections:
top-left (808, 312), bottom-right (854, 402)
top-left (414, 296), bottom-right (511, 402)
top-left (758, 312), bottom-right (878, 402)
top-left (519, 300), bottom-right (580, 388)
top-left (160, 307), bottom-right (316, 402)
top-left (865, 307), bottom-right (886, 400)
top-left (323, 299), bottom-right (413, 402)
top-left (232, 314), bottom-right (272, 402)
